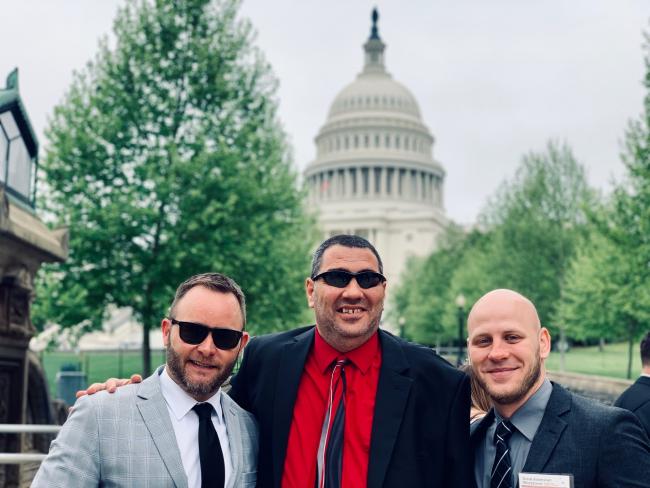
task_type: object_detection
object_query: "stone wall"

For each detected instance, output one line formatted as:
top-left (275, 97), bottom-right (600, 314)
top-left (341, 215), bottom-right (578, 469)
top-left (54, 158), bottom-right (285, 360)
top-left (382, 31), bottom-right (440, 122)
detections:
top-left (548, 371), bottom-right (633, 405)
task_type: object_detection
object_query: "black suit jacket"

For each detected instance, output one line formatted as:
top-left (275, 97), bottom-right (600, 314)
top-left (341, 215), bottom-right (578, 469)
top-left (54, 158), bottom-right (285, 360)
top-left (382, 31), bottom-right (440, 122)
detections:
top-left (230, 326), bottom-right (472, 488)
top-left (471, 382), bottom-right (650, 487)
top-left (615, 376), bottom-right (650, 439)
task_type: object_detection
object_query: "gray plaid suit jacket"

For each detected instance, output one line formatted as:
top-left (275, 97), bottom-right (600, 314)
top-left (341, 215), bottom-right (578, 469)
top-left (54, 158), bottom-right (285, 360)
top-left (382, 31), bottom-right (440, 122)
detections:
top-left (32, 366), bottom-right (258, 488)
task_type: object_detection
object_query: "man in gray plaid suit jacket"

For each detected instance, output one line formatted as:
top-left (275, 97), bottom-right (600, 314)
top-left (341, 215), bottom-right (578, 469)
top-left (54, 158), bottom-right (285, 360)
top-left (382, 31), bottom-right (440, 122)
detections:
top-left (33, 273), bottom-right (258, 488)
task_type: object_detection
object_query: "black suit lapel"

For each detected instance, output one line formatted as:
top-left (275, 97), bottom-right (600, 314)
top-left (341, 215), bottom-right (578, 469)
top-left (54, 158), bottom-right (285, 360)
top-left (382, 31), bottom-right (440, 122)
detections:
top-left (271, 327), bottom-right (314, 488)
top-left (367, 331), bottom-right (413, 488)
top-left (522, 383), bottom-right (570, 473)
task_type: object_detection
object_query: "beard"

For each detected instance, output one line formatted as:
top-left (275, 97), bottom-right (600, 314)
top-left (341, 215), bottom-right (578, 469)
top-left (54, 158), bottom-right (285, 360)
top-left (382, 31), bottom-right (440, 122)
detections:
top-left (166, 344), bottom-right (235, 398)
top-left (478, 356), bottom-right (542, 406)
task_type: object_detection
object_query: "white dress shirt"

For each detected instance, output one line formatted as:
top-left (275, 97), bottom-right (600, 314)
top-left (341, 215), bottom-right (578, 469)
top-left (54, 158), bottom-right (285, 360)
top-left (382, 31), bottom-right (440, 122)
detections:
top-left (160, 367), bottom-right (232, 488)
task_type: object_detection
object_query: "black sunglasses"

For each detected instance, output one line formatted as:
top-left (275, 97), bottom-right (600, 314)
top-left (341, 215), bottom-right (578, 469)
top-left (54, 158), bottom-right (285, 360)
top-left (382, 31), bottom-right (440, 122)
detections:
top-left (311, 270), bottom-right (386, 289)
top-left (169, 318), bottom-right (243, 350)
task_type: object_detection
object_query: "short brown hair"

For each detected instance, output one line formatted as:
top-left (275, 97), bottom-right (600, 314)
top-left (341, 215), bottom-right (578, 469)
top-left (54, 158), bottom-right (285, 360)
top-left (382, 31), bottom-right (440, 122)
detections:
top-left (169, 273), bottom-right (246, 328)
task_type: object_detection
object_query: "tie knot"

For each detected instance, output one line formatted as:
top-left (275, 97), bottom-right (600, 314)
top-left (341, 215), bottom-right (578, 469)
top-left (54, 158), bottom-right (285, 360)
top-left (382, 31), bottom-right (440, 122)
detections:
top-left (335, 358), bottom-right (349, 369)
top-left (193, 402), bottom-right (214, 420)
top-left (494, 420), bottom-right (514, 444)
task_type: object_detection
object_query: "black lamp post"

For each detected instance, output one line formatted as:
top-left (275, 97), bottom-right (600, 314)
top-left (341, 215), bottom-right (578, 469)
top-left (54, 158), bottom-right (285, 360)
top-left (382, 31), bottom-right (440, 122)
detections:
top-left (398, 316), bottom-right (406, 339)
top-left (455, 293), bottom-right (466, 366)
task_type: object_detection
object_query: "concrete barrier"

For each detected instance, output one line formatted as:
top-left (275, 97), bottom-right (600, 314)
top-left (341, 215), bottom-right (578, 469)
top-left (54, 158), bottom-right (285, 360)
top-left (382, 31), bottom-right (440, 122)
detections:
top-left (548, 371), bottom-right (633, 405)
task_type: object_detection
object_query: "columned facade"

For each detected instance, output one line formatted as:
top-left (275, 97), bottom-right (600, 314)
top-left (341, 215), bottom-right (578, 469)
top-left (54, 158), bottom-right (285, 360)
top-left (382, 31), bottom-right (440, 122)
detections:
top-left (304, 10), bottom-right (447, 328)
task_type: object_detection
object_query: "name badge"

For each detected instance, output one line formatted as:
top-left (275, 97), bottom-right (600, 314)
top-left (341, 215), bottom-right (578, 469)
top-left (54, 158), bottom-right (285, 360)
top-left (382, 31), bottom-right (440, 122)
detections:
top-left (518, 472), bottom-right (573, 488)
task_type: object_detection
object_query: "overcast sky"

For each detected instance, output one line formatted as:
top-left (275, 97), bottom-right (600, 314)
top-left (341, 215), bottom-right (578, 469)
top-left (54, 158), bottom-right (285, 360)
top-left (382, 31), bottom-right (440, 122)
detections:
top-left (2, 1), bottom-right (649, 223)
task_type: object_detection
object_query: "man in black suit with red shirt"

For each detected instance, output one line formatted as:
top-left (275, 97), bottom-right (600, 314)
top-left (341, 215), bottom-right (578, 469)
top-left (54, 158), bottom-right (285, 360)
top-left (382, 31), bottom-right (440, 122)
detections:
top-left (230, 234), bottom-right (471, 488)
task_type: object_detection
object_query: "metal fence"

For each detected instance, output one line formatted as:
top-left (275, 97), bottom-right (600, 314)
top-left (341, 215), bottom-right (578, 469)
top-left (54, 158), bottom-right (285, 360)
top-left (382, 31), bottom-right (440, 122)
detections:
top-left (0, 424), bottom-right (60, 464)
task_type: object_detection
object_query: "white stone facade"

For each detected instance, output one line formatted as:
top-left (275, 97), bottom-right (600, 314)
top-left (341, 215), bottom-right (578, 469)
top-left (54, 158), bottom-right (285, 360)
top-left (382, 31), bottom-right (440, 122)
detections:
top-left (304, 11), bottom-right (447, 315)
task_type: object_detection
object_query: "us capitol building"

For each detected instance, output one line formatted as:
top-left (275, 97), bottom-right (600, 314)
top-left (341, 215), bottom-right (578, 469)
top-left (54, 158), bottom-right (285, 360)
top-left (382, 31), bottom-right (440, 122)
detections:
top-left (304, 10), bottom-right (447, 298)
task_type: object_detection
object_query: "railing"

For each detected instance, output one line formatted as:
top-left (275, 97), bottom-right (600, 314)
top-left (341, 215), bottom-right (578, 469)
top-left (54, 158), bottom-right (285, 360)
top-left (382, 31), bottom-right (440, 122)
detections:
top-left (0, 424), bottom-right (61, 464)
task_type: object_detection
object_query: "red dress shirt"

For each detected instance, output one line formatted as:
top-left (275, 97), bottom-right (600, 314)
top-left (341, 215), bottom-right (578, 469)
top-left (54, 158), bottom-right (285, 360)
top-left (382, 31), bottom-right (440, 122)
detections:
top-left (281, 329), bottom-right (382, 488)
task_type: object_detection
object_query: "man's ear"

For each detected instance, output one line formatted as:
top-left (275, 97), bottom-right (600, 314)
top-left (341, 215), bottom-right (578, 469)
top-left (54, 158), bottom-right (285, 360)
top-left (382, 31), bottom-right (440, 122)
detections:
top-left (306, 278), bottom-right (315, 309)
top-left (539, 327), bottom-right (551, 359)
top-left (161, 318), bottom-right (171, 347)
top-left (240, 331), bottom-right (250, 350)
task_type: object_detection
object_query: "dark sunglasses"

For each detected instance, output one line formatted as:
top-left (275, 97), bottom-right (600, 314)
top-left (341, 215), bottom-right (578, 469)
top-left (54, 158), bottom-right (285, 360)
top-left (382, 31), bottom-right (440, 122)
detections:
top-left (311, 270), bottom-right (386, 289)
top-left (169, 318), bottom-right (243, 350)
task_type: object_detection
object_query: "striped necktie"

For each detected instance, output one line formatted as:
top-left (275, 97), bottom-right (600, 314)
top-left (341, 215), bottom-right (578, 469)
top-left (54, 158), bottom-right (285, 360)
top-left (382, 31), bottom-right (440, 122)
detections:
top-left (316, 359), bottom-right (349, 488)
top-left (491, 420), bottom-right (514, 488)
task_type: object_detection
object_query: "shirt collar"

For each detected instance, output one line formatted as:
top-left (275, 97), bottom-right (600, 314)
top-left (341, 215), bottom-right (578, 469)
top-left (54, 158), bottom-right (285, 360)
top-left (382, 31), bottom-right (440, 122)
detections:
top-left (160, 366), bottom-right (225, 424)
top-left (496, 377), bottom-right (552, 442)
top-left (313, 327), bottom-right (380, 375)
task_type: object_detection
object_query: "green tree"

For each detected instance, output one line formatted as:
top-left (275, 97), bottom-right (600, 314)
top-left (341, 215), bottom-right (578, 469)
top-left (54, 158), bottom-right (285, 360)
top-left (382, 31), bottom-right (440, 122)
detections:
top-left (557, 226), bottom-right (646, 378)
top-left (560, 30), bottom-right (650, 377)
top-left (34, 0), bottom-right (315, 375)
top-left (390, 225), bottom-right (485, 345)
top-left (454, 141), bottom-right (594, 335)
top-left (393, 141), bottom-right (595, 349)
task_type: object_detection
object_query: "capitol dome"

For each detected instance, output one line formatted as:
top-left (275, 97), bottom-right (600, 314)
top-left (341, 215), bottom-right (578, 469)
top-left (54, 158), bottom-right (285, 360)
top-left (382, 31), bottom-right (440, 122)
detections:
top-left (304, 9), bottom-right (448, 304)
top-left (328, 75), bottom-right (422, 120)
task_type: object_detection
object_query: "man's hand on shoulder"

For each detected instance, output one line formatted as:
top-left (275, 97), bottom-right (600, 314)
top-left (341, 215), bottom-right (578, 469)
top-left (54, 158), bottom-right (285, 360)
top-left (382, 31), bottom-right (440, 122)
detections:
top-left (75, 374), bottom-right (143, 398)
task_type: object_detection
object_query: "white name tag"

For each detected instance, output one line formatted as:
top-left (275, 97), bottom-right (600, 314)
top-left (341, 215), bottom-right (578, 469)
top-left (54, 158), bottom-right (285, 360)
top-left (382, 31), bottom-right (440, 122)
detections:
top-left (518, 472), bottom-right (573, 488)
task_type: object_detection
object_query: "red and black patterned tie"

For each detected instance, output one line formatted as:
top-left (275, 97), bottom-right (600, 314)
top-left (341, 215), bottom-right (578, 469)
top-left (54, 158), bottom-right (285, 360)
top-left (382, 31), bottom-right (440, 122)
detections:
top-left (316, 359), bottom-right (349, 488)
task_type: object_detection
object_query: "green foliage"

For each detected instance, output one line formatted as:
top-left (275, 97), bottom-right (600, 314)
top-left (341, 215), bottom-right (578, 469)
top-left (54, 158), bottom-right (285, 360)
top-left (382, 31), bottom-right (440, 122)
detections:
top-left (450, 142), bottom-right (593, 336)
top-left (599, 36), bottom-right (650, 325)
top-left (391, 225), bottom-right (484, 344)
top-left (392, 141), bottom-right (595, 342)
top-left (552, 31), bottom-right (650, 378)
top-left (557, 32), bottom-right (650, 377)
top-left (557, 227), bottom-right (635, 342)
top-left (34, 0), bottom-right (315, 375)
top-left (475, 142), bottom-right (593, 332)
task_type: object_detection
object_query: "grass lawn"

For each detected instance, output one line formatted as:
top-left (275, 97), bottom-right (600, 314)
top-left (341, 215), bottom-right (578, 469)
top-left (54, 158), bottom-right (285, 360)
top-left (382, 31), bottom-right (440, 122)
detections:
top-left (546, 341), bottom-right (641, 379)
top-left (41, 349), bottom-right (166, 399)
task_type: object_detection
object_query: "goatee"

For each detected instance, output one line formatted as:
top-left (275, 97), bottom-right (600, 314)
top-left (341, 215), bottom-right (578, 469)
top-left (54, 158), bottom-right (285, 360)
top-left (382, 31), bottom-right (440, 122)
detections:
top-left (166, 344), bottom-right (234, 398)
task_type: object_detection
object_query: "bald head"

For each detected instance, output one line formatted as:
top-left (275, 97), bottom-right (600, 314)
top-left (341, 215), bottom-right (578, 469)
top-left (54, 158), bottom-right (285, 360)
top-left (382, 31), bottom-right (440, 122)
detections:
top-left (466, 289), bottom-right (550, 418)
top-left (468, 289), bottom-right (541, 335)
